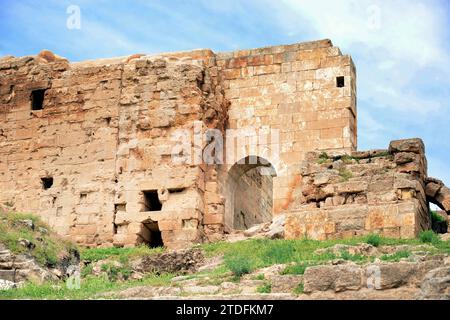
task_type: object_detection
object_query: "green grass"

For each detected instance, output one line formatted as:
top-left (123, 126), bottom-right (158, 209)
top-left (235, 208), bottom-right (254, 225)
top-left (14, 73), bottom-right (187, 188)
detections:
top-left (254, 274), bottom-right (265, 280)
top-left (339, 250), bottom-right (366, 262)
top-left (0, 273), bottom-right (174, 300)
top-left (281, 263), bottom-right (310, 275)
top-left (380, 250), bottom-right (411, 262)
top-left (431, 211), bottom-right (445, 223)
top-left (366, 234), bottom-right (381, 247)
top-left (293, 283), bottom-right (304, 295)
top-left (201, 236), bottom-right (450, 276)
top-left (0, 211), bottom-right (77, 267)
top-left (80, 245), bottom-right (163, 263)
top-left (419, 230), bottom-right (440, 244)
top-left (2, 231), bottom-right (449, 299)
top-left (317, 152), bottom-right (330, 164)
top-left (100, 262), bottom-right (132, 281)
top-left (224, 255), bottom-right (252, 278)
top-left (256, 281), bottom-right (272, 294)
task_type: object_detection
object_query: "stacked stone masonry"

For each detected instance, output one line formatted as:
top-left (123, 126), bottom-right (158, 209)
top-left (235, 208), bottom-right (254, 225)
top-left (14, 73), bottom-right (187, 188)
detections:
top-left (1, 39), bottom-right (440, 249)
top-left (285, 138), bottom-right (432, 240)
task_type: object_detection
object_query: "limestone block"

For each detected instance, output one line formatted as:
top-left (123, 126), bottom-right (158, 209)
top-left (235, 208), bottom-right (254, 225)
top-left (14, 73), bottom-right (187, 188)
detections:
top-left (389, 138), bottom-right (425, 154)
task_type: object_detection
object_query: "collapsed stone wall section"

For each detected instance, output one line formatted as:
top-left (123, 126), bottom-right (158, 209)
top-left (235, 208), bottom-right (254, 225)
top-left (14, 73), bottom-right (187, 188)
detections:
top-left (285, 138), bottom-right (431, 240)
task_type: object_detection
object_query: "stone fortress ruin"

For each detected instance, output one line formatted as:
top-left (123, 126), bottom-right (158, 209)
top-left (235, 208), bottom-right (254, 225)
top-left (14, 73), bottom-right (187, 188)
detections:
top-left (0, 39), bottom-right (449, 249)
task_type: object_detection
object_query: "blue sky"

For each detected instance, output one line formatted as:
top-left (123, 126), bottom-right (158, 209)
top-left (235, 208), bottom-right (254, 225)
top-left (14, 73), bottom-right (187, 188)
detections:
top-left (1, 0), bottom-right (449, 186)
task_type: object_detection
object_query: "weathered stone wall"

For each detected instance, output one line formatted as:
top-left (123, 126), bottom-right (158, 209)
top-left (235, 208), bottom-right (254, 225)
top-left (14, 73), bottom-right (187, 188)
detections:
top-left (234, 167), bottom-right (273, 229)
top-left (285, 138), bottom-right (431, 240)
top-left (216, 39), bottom-right (357, 231)
top-left (0, 39), bottom-right (357, 248)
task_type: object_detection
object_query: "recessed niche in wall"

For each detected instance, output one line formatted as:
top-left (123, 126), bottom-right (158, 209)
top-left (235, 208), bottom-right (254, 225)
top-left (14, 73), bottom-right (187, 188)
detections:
top-left (142, 190), bottom-right (162, 211)
top-left (41, 177), bottom-right (53, 190)
top-left (31, 89), bottom-right (46, 110)
top-left (80, 193), bottom-right (88, 204)
top-left (336, 76), bottom-right (345, 88)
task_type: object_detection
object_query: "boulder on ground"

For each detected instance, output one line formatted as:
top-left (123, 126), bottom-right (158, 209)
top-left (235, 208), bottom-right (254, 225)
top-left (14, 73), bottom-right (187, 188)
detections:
top-left (419, 266), bottom-right (450, 300)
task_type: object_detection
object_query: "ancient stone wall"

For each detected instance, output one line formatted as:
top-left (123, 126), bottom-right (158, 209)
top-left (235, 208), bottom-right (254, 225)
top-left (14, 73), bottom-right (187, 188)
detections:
top-left (0, 39), bottom-right (357, 248)
top-left (285, 138), bottom-right (431, 240)
top-left (234, 167), bottom-right (273, 229)
top-left (216, 39), bottom-right (357, 231)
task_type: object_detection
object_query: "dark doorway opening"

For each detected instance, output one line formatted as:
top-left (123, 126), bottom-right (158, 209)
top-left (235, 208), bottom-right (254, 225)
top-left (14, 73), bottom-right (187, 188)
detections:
top-left (140, 220), bottom-right (164, 248)
top-left (31, 89), bottom-right (46, 110)
top-left (226, 156), bottom-right (277, 231)
top-left (142, 190), bottom-right (162, 211)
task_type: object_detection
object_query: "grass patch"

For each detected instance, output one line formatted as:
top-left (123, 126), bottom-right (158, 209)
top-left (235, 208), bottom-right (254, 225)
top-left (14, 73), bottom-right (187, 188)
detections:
top-left (318, 152), bottom-right (330, 164)
top-left (80, 245), bottom-right (163, 263)
top-left (431, 211), bottom-right (445, 223)
top-left (281, 263), bottom-right (309, 275)
top-left (224, 255), bottom-right (252, 278)
top-left (0, 210), bottom-right (77, 267)
top-left (419, 230), bottom-right (440, 244)
top-left (254, 274), bottom-right (265, 280)
top-left (380, 250), bottom-right (411, 262)
top-left (340, 250), bottom-right (365, 262)
top-left (0, 273), bottom-right (174, 300)
top-left (293, 283), bottom-right (304, 295)
top-left (256, 281), bottom-right (272, 294)
top-left (366, 234), bottom-right (381, 247)
top-left (201, 236), bottom-right (450, 275)
top-left (100, 262), bottom-right (132, 281)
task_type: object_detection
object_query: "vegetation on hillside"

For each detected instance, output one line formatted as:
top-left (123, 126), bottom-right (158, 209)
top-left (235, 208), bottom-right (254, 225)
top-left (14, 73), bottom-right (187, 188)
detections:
top-left (1, 209), bottom-right (449, 300)
top-left (0, 209), bottom-right (77, 266)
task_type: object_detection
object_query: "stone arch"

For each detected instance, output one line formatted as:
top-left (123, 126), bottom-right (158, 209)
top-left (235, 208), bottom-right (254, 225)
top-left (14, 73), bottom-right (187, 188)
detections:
top-left (224, 155), bottom-right (277, 231)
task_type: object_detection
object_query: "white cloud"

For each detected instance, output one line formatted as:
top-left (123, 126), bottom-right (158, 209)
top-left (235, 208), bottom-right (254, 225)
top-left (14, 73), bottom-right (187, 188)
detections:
top-left (277, 0), bottom-right (449, 67)
top-left (264, 0), bottom-right (450, 118)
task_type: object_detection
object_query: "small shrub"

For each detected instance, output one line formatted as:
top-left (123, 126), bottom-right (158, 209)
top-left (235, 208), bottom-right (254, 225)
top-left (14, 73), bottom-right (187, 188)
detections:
top-left (81, 264), bottom-right (94, 278)
top-left (339, 168), bottom-right (353, 181)
top-left (256, 281), bottom-right (272, 294)
top-left (340, 250), bottom-right (365, 262)
top-left (281, 263), bottom-right (309, 275)
top-left (318, 152), bottom-right (330, 164)
top-left (225, 255), bottom-right (252, 278)
top-left (366, 234), bottom-right (381, 247)
top-left (293, 283), bottom-right (304, 295)
top-left (255, 274), bottom-right (265, 280)
top-left (380, 250), bottom-right (411, 262)
top-left (100, 262), bottom-right (131, 281)
top-left (419, 230), bottom-right (440, 244)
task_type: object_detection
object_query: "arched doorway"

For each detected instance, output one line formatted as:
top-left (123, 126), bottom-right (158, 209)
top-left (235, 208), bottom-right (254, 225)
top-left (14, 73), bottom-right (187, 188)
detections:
top-left (225, 156), bottom-right (277, 231)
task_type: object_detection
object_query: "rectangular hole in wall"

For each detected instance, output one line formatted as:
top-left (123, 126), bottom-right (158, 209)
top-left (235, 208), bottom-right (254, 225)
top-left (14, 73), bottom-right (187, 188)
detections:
top-left (142, 190), bottom-right (162, 211)
top-left (336, 76), bottom-right (345, 88)
top-left (41, 177), bottom-right (53, 190)
top-left (31, 89), bottom-right (46, 110)
top-left (80, 193), bottom-right (88, 204)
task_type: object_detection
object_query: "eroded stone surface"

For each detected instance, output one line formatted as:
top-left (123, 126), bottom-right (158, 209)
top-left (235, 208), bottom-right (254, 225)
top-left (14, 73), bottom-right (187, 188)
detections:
top-left (0, 40), bottom-right (357, 249)
top-left (285, 139), bottom-right (432, 240)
